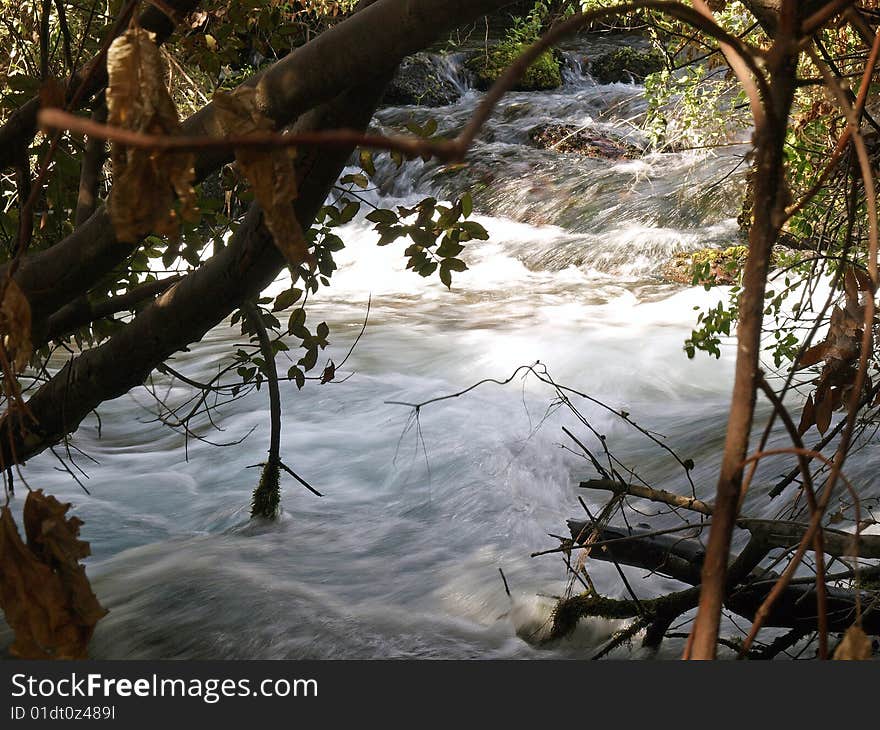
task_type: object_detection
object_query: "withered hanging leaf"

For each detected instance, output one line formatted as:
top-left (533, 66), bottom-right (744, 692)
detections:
top-left (0, 278), bottom-right (33, 372)
top-left (0, 491), bottom-right (106, 659)
top-left (106, 27), bottom-right (196, 244)
top-left (834, 624), bottom-right (872, 660)
top-left (23, 490), bottom-right (107, 630)
top-left (815, 390), bottom-right (833, 435)
top-left (320, 360), bottom-right (336, 384)
top-left (798, 393), bottom-right (815, 436)
top-left (213, 87), bottom-right (310, 269)
top-left (795, 342), bottom-right (828, 371)
top-left (852, 267), bottom-right (873, 292)
top-left (797, 267), bottom-right (868, 433)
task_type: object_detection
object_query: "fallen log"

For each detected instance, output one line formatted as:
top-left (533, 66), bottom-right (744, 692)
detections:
top-left (579, 479), bottom-right (880, 559)
top-left (563, 519), bottom-right (879, 636)
top-left (567, 519), bottom-right (706, 585)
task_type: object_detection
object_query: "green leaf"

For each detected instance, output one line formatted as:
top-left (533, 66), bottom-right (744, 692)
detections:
top-left (272, 288), bottom-right (303, 312)
top-left (408, 227), bottom-right (437, 247)
top-left (288, 366), bottom-right (305, 390)
top-left (439, 262), bottom-right (452, 289)
top-left (461, 192), bottom-right (473, 218)
top-left (459, 221), bottom-right (489, 240)
top-left (366, 209), bottom-right (399, 225)
top-left (288, 308), bottom-right (308, 338)
top-left (300, 345), bottom-right (318, 371)
top-left (340, 173), bottom-right (369, 189)
top-left (359, 149), bottom-right (376, 177)
top-left (418, 261), bottom-right (438, 277)
top-left (337, 201), bottom-right (360, 224)
top-left (436, 239), bottom-right (465, 258)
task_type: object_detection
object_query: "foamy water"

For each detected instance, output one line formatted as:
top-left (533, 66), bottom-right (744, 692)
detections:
top-left (2, 40), bottom-right (869, 659)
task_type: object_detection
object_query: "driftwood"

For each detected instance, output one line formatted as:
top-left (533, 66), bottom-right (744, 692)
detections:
top-left (579, 479), bottom-right (880, 559)
top-left (564, 519), bottom-right (879, 637)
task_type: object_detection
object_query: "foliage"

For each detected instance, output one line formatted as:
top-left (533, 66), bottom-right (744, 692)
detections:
top-left (467, 2), bottom-right (562, 91)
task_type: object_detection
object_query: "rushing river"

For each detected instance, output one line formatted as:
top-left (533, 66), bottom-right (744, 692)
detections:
top-left (3, 37), bottom-right (873, 659)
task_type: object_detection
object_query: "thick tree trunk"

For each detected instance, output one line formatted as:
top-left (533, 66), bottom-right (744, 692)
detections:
top-left (10, 0), bottom-right (516, 330)
top-left (3, 0), bottom-right (523, 465)
top-left (1, 83), bottom-right (382, 466)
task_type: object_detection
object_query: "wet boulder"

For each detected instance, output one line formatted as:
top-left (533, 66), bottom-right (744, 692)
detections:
top-left (383, 54), bottom-right (461, 107)
top-left (590, 47), bottom-right (663, 85)
top-left (528, 123), bottom-right (642, 160)
top-left (466, 45), bottom-right (562, 92)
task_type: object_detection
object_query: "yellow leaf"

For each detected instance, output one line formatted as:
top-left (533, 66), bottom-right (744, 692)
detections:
top-left (0, 278), bottom-right (32, 372)
top-left (106, 27), bottom-right (196, 243)
top-left (213, 87), bottom-right (310, 269)
top-left (833, 624), bottom-right (872, 660)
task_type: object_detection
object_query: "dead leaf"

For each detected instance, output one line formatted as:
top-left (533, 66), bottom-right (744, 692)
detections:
top-left (0, 491), bottom-right (107, 659)
top-left (834, 624), bottom-right (872, 660)
top-left (320, 360), bottom-right (336, 384)
top-left (24, 490), bottom-right (107, 631)
top-left (106, 27), bottom-right (196, 243)
top-left (213, 87), bottom-right (310, 269)
top-left (0, 278), bottom-right (33, 371)
top-left (797, 267), bottom-right (868, 433)
top-left (815, 390), bottom-right (833, 435)
top-left (798, 393), bottom-right (815, 436)
top-left (795, 342), bottom-right (828, 371)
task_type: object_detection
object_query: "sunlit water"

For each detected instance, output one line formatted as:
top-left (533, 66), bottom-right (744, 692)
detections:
top-left (4, 40), bottom-right (874, 659)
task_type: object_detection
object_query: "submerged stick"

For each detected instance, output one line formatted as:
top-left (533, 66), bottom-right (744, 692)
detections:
top-left (242, 300), bottom-right (282, 520)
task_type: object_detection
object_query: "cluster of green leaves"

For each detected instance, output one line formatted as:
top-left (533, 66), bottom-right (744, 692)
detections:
top-left (684, 249), bottom-right (825, 369)
top-left (684, 298), bottom-right (734, 359)
top-left (640, 2), bottom-right (757, 149)
top-left (231, 133), bottom-right (486, 390)
top-left (644, 62), bottom-right (748, 150)
top-left (366, 193), bottom-right (487, 288)
top-left (649, 5), bottom-right (874, 377)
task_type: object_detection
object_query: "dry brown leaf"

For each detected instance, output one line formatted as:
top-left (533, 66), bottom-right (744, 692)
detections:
top-left (798, 393), bottom-right (815, 436)
top-left (213, 87), bottom-right (310, 269)
top-left (815, 390), bottom-right (833, 435)
top-left (795, 342), bottom-right (828, 371)
top-left (24, 490), bottom-right (107, 630)
top-left (107, 27), bottom-right (196, 243)
top-left (0, 278), bottom-right (33, 371)
top-left (797, 267), bottom-right (868, 433)
top-left (0, 491), bottom-right (107, 659)
top-left (834, 624), bottom-right (872, 660)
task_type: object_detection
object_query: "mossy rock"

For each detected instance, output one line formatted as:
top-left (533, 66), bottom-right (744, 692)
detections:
top-left (528, 123), bottom-right (642, 159)
top-left (590, 47), bottom-right (663, 85)
top-left (466, 44), bottom-right (562, 92)
top-left (662, 245), bottom-right (750, 286)
top-left (383, 53), bottom-right (461, 107)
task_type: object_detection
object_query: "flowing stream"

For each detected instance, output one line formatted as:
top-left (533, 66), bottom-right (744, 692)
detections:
top-left (4, 37), bottom-right (874, 659)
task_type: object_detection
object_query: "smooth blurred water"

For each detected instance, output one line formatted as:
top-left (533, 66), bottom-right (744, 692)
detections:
top-left (4, 40), bottom-right (867, 659)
